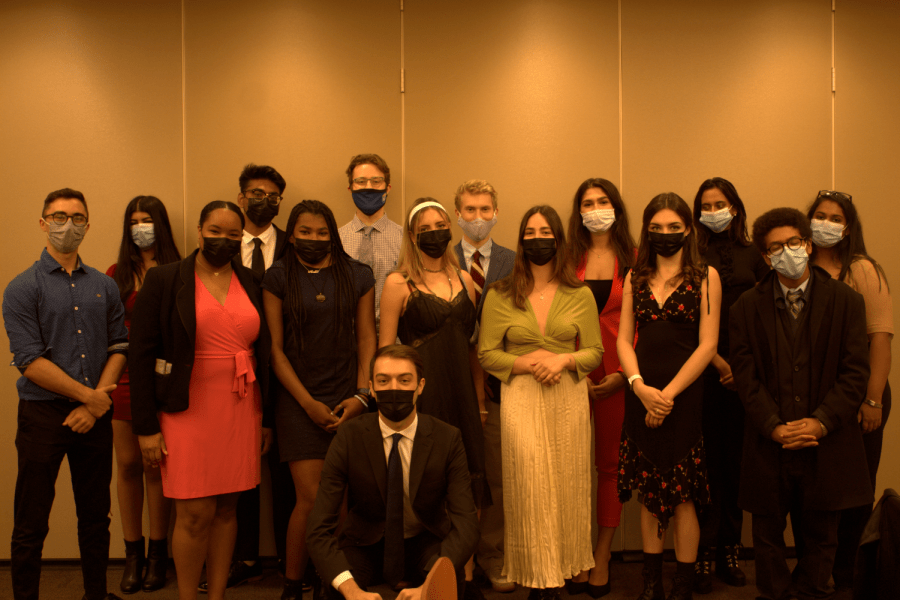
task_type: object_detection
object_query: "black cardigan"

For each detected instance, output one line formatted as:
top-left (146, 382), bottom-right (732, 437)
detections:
top-left (129, 250), bottom-right (271, 436)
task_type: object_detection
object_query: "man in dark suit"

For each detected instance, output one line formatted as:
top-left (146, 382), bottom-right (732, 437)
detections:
top-left (307, 344), bottom-right (479, 600)
top-left (452, 179), bottom-right (515, 593)
top-left (208, 163), bottom-right (294, 590)
top-left (729, 208), bottom-right (872, 600)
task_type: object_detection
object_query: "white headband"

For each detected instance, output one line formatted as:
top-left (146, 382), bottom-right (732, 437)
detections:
top-left (408, 201), bottom-right (446, 226)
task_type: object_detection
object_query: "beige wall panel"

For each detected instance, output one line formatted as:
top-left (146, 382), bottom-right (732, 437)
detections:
top-left (404, 0), bottom-right (620, 250)
top-left (621, 0), bottom-right (831, 218)
top-left (619, 0), bottom-right (831, 550)
top-left (0, 1), bottom-right (184, 559)
top-left (183, 0), bottom-right (401, 247)
top-left (835, 0), bottom-right (900, 500)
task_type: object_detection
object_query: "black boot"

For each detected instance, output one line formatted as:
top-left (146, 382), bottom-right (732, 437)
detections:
top-left (281, 578), bottom-right (304, 600)
top-left (715, 545), bottom-right (746, 587)
top-left (120, 537), bottom-right (145, 594)
top-left (638, 553), bottom-right (664, 600)
top-left (693, 547), bottom-right (712, 595)
top-left (142, 538), bottom-right (168, 591)
top-left (666, 561), bottom-right (694, 600)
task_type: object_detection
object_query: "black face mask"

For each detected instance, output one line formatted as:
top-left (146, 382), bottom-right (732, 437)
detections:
top-left (201, 237), bottom-right (241, 268)
top-left (522, 238), bottom-right (557, 266)
top-left (293, 239), bottom-right (331, 265)
top-left (416, 229), bottom-right (452, 259)
top-left (245, 200), bottom-right (279, 228)
top-left (648, 232), bottom-right (686, 258)
top-left (375, 389), bottom-right (416, 422)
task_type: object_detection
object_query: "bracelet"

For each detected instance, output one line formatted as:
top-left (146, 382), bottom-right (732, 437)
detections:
top-left (627, 374), bottom-right (643, 390)
top-left (864, 398), bottom-right (884, 409)
top-left (353, 394), bottom-right (369, 408)
top-left (480, 410), bottom-right (489, 415)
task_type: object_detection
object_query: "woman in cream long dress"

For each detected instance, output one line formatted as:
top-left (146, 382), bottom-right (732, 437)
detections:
top-left (478, 205), bottom-right (603, 597)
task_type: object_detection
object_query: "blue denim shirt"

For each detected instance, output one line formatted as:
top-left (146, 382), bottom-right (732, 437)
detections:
top-left (3, 249), bottom-right (129, 401)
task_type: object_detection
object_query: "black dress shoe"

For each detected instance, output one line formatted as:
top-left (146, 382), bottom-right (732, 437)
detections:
top-left (198, 560), bottom-right (264, 592)
top-left (586, 582), bottom-right (610, 598)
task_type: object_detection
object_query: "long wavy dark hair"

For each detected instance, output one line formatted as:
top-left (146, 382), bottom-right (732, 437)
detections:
top-left (493, 205), bottom-right (583, 310)
top-left (632, 193), bottom-right (706, 290)
top-left (113, 196), bottom-right (181, 305)
top-left (283, 200), bottom-right (358, 350)
top-left (692, 177), bottom-right (751, 253)
top-left (807, 192), bottom-right (888, 291)
top-left (566, 177), bottom-right (636, 279)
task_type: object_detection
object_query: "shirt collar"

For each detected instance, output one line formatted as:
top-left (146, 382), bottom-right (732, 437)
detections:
top-left (351, 212), bottom-right (393, 234)
top-left (378, 412), bottom-right (419, 442)
top-left (41, 248), bottom-right (84, 273)
top-left (778, 274), bottom-right (811, 298)
top-left (460, 237), bottom-right (493, 263)
top-left (243, 223), bottom-right (276, 246)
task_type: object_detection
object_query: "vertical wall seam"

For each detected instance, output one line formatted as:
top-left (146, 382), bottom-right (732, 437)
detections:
top-left (181, 0), bottom-right (188, 251)
top-left (618, 0), bottom-right (624, 193)
top-left (831, 0), bottom-right (836, 188)
top-left (400, 0), bottom-right (406, 213)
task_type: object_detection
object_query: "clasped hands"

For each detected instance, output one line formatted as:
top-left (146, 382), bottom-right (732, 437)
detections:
top-left (308, 395), bottom-right (366, 433)
top-left (771, 418), bottom-right (822, 449)
top-left (634, 380), bottom-right (674, 429)
top-left (524, 349), bottom-right (569, 386)
top-left (62, 383), bottom-right (116, 434)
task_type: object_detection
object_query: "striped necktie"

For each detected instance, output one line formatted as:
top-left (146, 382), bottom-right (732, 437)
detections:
top-left (471, 250), bottom-right (485, 306)
top-left (786, 289), bottom-right (804, 319)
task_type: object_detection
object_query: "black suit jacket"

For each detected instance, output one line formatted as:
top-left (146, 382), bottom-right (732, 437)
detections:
top-left (129, 250), bottom-right (271, 435)
top-left (729, 267), bottom-right (872, 514)
top-left (306, 412), bottom-right (479, 585)
top-left (273, 224), bottom-right (290, 263)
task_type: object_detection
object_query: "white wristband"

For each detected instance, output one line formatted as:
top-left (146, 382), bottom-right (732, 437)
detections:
top-left (627, 374), bottom-right (643, 390)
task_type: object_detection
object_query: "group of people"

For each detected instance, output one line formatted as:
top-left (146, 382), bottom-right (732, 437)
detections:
top-left (2, 153), bottom-right (891, 600)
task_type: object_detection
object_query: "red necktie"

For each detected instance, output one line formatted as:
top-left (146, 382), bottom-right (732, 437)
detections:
top-left (471, 250), bottom-right (485, 305)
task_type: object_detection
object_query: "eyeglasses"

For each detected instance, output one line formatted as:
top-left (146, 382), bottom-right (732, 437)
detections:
top-left (766, 236), bottom-right (807, 257)
top-left (43, 212), bottom-right (88, 226)
top-left (242, 188), bottom-right (283, 205)
top-left (817, 190), bottom-right (852, 203)
top-left (351, 176), bottom-right (386, 187)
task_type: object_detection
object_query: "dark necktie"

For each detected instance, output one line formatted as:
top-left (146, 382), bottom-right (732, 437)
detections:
top-left (359, 226), bottom-right (375, 269)
top-left (786, 289), bottom-right (804, 319)
top-left (383, 433), bottom-right (405, 586)
top-left (470, 250), bottom-right (485, 306)
top-left (251, 237), bottom-right (265, 277)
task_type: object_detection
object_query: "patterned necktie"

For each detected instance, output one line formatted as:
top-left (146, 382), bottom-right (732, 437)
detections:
top-left (251, 238), bottom-right (265, 277)
top-left (359, 226), bottom-right (375, 269)
top-left (470, 250), bottom-right (485, 306)
top-left (383, 433), bottom-right (405, 586)
top-left (786, 289), bottom-right (804, 319)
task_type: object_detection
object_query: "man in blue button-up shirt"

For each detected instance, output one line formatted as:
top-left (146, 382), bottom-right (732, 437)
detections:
top-left (3, 188), bottom-right (129, 600)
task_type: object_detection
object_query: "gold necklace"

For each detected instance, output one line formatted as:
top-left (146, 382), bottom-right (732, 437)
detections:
top-left (534, 279), bottom-right (555, 301)
top-left (301, 264), bottom-right (326, 302)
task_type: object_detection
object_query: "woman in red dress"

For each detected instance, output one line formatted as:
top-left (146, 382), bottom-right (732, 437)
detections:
top-left (107, 195), bottom-right (181, 593)
top-left (130, 201), bottom-right (270, 600)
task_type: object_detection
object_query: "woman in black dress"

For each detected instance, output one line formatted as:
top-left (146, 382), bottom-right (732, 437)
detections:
top-left (691, 178), bottom-right (768, 593)
top-left (262, 200), bottom-right (376, 600)
top-left (617, 193), bottom-right (721, 600)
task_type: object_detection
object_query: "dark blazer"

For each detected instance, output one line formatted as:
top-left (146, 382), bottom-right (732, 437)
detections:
top-left (729, 266), bottom-right (871, 514)
top-left (129, 250), bottom-right (271, 436)
top-left (306, 412), bottom-right (479, 585)
top-left (273, 224), bottom-right (290, 263)
top-left (454, 240), bottom-right (515, 319)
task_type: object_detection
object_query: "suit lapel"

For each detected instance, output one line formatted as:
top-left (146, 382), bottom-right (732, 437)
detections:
top-left (807, 268), bottom-right (831, 353)
top-left (408, 414), bottom-right (433, 504)
top-left (365, 417), bottom-right (388, 500)
top-left (176, 252), bottom-right (198, 348)
top-left (273, 225), bottom-right (288, 261)
top-left (484, 245), bottom-right (510, 285)
top-left (454, 242), bottom-right (465, 270)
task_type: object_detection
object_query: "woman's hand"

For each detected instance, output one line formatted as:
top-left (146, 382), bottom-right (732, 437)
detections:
top-left (307, 400), bottom-right (340, 432)
top-left (858, 403), bottom-right (882, 433)
top-left (261, 427), bottom-right (273, 455)
top-left (139, 432), bottom-right (168, 468)
top-left (327, 397), bottom-right (367, 432)
top-left (634, 380), bottom-right (673, 418)
top-left (531, 354), bottom-right (569, 385)
top-left (712, 354), bottom-right (736, 391)
top-left (645, 412), bottom-right (665, 429)
top-left (593, 373), bottom-right (626, 399)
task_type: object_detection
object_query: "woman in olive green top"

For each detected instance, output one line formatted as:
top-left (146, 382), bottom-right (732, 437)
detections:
top-left (478, 205), bottom-right (603, 599)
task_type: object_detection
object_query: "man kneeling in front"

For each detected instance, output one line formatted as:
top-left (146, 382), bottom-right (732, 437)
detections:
top-left (307, 344), bottom-right (479, 600)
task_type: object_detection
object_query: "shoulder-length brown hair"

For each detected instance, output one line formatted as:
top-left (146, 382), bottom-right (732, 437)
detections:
top-left (565, 177), bottom-right (636, 279)
top-left (395, 197), bottom-right (461, 282)
top-left (632, 193), bottom-right (706, 290)
top-left (493, 205), bottom-right (582, 310)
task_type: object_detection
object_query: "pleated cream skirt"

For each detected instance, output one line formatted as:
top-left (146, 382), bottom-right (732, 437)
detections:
top-left (500, 372), bottom-right (594, 588)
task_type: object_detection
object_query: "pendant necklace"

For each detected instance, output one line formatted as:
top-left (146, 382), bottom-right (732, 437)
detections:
top-left (301, 264), bottom-right (326, 302)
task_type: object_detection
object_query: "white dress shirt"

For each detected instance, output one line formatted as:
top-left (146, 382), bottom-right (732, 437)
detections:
top-left (241, 224), bottom-right (277, 271)
top-left (460, 237), bottom-right (493, 277)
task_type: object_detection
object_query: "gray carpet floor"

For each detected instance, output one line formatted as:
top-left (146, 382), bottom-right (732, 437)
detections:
top-left (0, 558), bottom-right (776, 599)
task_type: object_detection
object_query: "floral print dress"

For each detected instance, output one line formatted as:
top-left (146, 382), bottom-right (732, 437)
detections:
top-left (617, 276), bottom-right (710, 534)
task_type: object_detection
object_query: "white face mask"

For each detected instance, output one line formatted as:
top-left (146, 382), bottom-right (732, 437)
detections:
top-left (457, 213), bottom-right (497, 242)
top-left (45, 219), bottom-right (86, 253)
top-left (770, 246), bottom-right (809, 280)
top-left (810, 219), bottom-right (844, 248)
top-left (581, 209), bottom-right (616, 233)
top-left (131, 223), bottom-right (156, 249)
top-left (699, 207), bottom-right (734, 233)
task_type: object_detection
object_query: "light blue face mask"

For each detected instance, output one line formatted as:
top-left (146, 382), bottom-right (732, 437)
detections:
top-left (810, 219), bottom-right (844, 248)
top-left (770, 246), bottom-right (809, 280)
top-left (699, 207), bottom-right (733, 233)
top-left (131, 223), bottom-right (156, 249)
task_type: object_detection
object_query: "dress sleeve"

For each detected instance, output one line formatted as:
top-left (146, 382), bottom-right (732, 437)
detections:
top-left (477, 288), bottom-right (517, 383)
top-left (354, 260), bottom-right (376, 298)
top-left (262, 260), bottom-right (286, 299)
top-left (568, 286), bottom-right (603, 380)
top-left (847, 259), bottom-right (893, 336)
